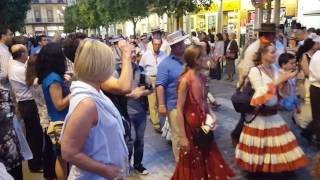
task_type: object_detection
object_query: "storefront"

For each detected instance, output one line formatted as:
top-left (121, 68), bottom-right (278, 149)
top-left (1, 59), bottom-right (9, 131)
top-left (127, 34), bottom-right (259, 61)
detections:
top-left (190, 0), bottom-right (240, 34)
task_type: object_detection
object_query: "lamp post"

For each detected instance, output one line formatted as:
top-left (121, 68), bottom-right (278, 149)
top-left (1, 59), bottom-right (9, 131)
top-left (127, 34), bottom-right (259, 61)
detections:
top-left (217, 0), bottom-right (223, 33)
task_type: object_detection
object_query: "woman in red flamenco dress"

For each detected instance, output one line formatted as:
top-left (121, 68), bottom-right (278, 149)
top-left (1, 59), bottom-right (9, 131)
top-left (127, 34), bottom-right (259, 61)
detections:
top-left (172, 45), bottom-right (235, 180)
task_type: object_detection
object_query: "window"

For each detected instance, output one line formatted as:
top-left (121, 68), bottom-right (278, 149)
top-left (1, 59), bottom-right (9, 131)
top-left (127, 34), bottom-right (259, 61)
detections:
top-left (32, 0), bottom-right (39, 3)
top-left (47, 9), bottom-right (53, 22)
top-left (34, 9), bottom-right (41, 22)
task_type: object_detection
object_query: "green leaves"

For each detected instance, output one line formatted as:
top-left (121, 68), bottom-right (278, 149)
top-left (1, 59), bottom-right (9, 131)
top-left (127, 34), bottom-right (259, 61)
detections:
top-left (63, 0), bottom-right (213, 34)
top-left (0, 0), bottom-right (31, 32)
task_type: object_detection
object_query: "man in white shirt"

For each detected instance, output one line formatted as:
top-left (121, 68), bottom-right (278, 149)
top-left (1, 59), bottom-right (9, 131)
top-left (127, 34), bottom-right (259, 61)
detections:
top-left (0, 27), bottom-right (13, 91)
top-left (140, 38), bottom-right (167, 132)
top-left (307, 41), bottom-right (320, 142)
top-left (8, 44), bottom-right (44, 172)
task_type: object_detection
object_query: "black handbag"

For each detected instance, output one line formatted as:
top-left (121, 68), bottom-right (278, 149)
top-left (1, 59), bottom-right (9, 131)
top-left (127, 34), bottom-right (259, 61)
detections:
top-left (191, 127), bottom-right (213, 149)
top-left (231, 68), bottom-right (262, 113)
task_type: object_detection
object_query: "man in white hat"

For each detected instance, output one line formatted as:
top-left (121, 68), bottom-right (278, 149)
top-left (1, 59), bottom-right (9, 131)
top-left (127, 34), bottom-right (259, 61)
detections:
top-left (138, 34), bottom-right (149, 55)
top-left (156, 30), bottom-right (189, 161)
top-left (147, 26), bottom-right (171, 55)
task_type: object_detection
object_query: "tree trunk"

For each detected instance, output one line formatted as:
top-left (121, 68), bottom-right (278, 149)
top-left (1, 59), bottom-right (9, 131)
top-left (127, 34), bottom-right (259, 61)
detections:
top-left (176, 15), bottom-right (179, 30)
top-left (132, 19), bottom-right (137, 37)
top-left (105, 23), bottom-right (109, 36)
top-left (267, 0), bottom-right (272, 23)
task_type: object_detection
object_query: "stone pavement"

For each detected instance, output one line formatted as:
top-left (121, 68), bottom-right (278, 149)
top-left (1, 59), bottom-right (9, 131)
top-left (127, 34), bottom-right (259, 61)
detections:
top-left (23, 79), bottom-right (317, 180)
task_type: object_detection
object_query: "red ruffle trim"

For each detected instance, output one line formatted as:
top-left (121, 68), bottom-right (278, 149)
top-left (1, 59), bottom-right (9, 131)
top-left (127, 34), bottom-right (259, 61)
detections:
top-left (242, 124), bottom-right (290, 137)
top-left (237, 140), bottom-right (299, 155)
top-left (235, 156), bottom-right (308, 173)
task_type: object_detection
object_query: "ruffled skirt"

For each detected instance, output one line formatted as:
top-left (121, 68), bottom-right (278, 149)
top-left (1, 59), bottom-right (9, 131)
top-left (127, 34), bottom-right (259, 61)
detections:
top-left (235, 114), bottom-right (308, 173)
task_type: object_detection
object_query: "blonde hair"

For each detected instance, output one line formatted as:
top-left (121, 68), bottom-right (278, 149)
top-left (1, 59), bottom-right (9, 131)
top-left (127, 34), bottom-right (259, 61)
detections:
top-left (74, 38), bottom-right (115, 82)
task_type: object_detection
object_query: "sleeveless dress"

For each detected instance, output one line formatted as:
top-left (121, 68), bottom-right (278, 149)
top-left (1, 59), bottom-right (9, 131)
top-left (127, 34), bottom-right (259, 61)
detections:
top-left (172, 69), bottom-right (234, 180)
top-left (235, 65), bottom-right (308, 173)
top-left (60, 81), bottom-right (129, 180)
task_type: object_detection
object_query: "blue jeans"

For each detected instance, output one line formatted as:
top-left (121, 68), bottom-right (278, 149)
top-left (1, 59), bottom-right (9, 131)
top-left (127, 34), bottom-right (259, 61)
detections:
top-left (128, 112), bottom-right (147, 166)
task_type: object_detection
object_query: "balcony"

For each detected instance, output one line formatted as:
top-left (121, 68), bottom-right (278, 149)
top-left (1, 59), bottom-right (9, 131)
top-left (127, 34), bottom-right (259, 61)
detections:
top-left (25, 18), bottom-right (64, 24)
top-left (31, 0), bottom-right (67, 4)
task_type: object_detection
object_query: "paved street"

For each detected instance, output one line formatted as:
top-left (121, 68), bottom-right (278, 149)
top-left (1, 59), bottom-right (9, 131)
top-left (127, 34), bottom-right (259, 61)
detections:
top-left (24, 79), bottom-right (318, 180)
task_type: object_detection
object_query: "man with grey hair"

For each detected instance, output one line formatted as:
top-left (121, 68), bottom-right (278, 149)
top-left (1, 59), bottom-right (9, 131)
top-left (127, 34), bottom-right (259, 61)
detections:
top-left (8, 44), bottom-right (44, 173)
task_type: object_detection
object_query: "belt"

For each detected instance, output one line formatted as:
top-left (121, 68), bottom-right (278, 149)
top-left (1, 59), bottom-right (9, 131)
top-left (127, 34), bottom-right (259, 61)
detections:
top-left (258, 105), bottom-right (278, 116)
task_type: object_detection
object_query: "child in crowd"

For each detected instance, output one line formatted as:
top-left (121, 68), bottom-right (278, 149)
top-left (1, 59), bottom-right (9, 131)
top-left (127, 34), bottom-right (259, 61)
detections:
top-left (278, 53), bottom-right (301, 115)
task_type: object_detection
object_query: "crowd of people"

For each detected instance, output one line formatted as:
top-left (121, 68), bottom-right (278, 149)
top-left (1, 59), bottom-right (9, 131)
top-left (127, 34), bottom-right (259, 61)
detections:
top-left (0, 22), bottom-right (320, 180)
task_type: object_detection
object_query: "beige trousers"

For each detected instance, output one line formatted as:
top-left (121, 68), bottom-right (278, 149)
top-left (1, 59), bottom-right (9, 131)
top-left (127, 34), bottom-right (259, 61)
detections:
top-left (148, 77), bottom-right (160, 129)
top-left (167, 109), bottom-right (180, 162)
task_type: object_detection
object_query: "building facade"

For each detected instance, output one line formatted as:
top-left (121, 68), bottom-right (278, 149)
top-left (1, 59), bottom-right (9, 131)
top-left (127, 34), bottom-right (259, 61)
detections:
top-left (25, 0), bottom-right (67, 36)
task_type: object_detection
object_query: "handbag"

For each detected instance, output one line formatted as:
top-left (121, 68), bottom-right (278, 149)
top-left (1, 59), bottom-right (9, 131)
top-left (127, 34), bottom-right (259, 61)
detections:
top-left (13, 117), bottom-right (33, 160)
top-left (231, 68), bottom-right (262, 113)
top-left (226, 51), bottom-right (236, 59)
top-left (190, 126), bottom-right (213, 150)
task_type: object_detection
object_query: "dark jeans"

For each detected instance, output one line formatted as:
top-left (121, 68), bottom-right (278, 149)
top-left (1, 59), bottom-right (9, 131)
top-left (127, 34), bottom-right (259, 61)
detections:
top-left (18, 100), bottom-right (43, 171)
top-left (231, 113), bottom-right (245, 140)
top-left (306, 85), bottom-right (320, 139)
top-left (128, 112), bottom-right (147, 166)
top-left (43, 130), bottom-right (57, 179)
top-left (8, 164), bottom-right (23, 180)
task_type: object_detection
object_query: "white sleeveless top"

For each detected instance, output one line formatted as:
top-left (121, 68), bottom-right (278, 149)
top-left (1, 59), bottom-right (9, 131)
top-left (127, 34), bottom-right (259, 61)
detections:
top-left (61, 81), bottom-right (129, 180)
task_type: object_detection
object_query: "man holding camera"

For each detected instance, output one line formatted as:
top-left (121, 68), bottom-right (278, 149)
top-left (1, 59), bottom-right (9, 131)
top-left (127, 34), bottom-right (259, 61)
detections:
top-left (126, 48), bottom-right (152, 175)
top-left (140, 38), bottom-right (167, 133)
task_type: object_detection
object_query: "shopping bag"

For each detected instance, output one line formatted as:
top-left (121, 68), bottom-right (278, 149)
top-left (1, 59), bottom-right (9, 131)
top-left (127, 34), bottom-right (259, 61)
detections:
top-left (13, 117), bottom-right (33, 161)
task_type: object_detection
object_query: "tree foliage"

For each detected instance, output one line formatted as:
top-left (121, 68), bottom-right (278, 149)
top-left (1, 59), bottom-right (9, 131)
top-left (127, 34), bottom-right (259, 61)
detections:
top-left (64, 5), bottom-right (79, 33)
top-left (101, 0), bottom-right (150, 35)
top-left (0, 0), bottom-right (31, 32)
top-left (63, 0), bottom-right (214, 34)
top-left (150, 0), bottom-right (213, 17)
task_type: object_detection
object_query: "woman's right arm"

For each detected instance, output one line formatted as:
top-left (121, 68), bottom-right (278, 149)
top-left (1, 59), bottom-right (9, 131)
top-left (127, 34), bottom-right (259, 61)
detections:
top-left (61, 98), bottom-right (122, 179)
top-left (49, 82), bottom-right (70, 111)
top-left (176, 78), bottom-right (189, 151)
top-left (101, 41), bottom-right (133, 95)
top-left (300, 54), bottom-right (310, 77)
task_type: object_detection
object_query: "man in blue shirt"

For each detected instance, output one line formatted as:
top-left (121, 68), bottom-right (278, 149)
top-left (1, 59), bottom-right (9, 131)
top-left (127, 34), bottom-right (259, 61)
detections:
top-left (30, 35), bottom-right (48, 55)
top-left (156, 31), bottom-right (188, 161)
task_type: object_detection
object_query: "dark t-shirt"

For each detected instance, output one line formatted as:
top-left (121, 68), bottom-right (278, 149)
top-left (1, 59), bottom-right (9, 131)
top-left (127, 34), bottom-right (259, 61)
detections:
top-left (127, 63), bottom-right (146, 115)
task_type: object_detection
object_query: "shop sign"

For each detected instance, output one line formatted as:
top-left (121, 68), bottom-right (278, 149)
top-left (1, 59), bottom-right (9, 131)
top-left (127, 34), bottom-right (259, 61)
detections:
top-left (223, 0), bottom-right (241, 11)
top-left (34, 27), bottom-right (45, 31)
top-left (47, 26), bottom-right (58, 31)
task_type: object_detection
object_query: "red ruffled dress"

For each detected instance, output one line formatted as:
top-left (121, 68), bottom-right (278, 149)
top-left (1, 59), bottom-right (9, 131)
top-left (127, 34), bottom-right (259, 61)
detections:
top-left (172, 69), bottom-right (235, 180)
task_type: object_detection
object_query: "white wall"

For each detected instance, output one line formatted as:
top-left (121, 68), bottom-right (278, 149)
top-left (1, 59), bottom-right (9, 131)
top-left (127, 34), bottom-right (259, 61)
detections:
top-left (297, 0), bottom-right (320, 28)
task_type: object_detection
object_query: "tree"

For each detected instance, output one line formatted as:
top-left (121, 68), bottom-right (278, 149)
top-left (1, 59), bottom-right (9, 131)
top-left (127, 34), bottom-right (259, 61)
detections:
top-left (0, 0), bottom-right (31, 32)
top-left (150, 0), bottom-right (212, 30)
top-left (101, 0), bottom-right (149, 36)
top-left (64, 5), bottom-right (79, 33)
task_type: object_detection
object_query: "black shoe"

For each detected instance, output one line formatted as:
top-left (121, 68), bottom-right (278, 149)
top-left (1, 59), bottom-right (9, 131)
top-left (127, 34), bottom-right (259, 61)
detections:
top-left (154, 127), bottom-right (162, 134)
top-left (134, 164), bottom-right (149, 175)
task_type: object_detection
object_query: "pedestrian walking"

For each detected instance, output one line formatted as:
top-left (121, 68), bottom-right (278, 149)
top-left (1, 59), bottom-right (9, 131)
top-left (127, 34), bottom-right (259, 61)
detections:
top-left (156, 31), bottom-right (188, 162)
top-left (139, 38), bottom-right (167, 133)
top-left (225, 33), bottom-right (239, 81)
top-left (26, 54), bottom-right (56, 179)
top-left (8, 44), bottom-right (44, 172)
top-left (36, 43), bottom-right (71, 180)
top-left (231, 23), bottom-right (276, 145)
top-left (235, 43), bottom-right (308, 173)
top-left (210, 33), bottom-right (224, 80)
top-left (171, 45), bottom-right (234, 180)
top-left (308, 46), bottom-right (320, 144)
top-left (0, 26), bottom-right (24, 180)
